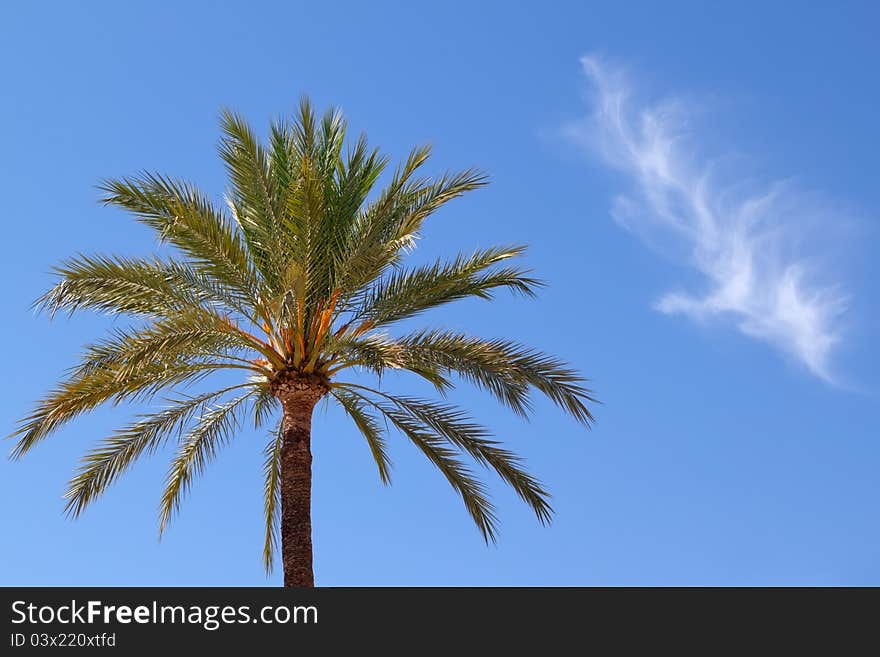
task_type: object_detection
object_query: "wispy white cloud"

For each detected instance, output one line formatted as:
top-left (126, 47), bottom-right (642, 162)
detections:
top-left (565, 55), bottom-right (848, 382)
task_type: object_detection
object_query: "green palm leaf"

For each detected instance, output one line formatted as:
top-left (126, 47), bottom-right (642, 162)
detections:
top-left (159, 390), bottom-right (256, 534)
top-left (37, 255), bottom-right (250, 319)
top-left (331, 388), bottom-right (392, 484)
top-left (261, 423), bottom-right (283, 574)
top-left (65, 384), bottom-right (257, 517)
top-left (354, 245), bottom-right (541, 328)
top-left (397, 329), bottom-right (597, 425)
top-left (335, 384), bottom-right (499, 541)
top-left (98, 172), bottom-right (261, 303)
top-left (10, 359), bottom-right (226, 460)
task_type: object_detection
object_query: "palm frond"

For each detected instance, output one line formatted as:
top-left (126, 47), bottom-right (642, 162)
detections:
top-left (339, 329), bottom-right (596, 426)
top-left (335, 385), bottom-right (497, 541)
top-left (36, 254), bottom-right (251, 320)
top-left (64, 384), bottom-right (256, 517)
top-left (98, 172), bottom-right (261, 303)
top-left (328, 332), bottom-right (451, 392)
top-left (391, 168), bottom-right (488, 244)
top-left (261, 422), bottom-right (283, 574)
top-left (354, 245), bottom-right (541, 328)
top-left (392, 329), bottom-right (532, 415)
top-left (285, 98), bottom-right (326, 314)
top-left (158, 390), bottom-right (255, 534)
top-left (252, 388), bottom-right (279, 429)
top-left (319, 135), bottom-right (388, 301)
top-left (336, 384), bottom-right (551, 525)
top-left (329, 134), bottom-right (387, 243)
top-left (382, 393), bottom-right (551, 523)
top-left (331, 388), bottom-right (392, 484)
top-left (71, 315), bottom-right (261, 384)
top-left (220, 110), bottom-right (286, 292)
top-left (9, 359), bottom-right (225, 460)
top-left (330, 145), bottom-right (433, 295)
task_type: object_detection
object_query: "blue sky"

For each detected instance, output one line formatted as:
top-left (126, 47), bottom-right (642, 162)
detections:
top-left (1, 1), bottom-right (878, 586)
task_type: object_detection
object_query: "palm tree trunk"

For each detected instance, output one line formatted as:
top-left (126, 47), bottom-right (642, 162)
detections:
top-left (277, 378), bottom-right (326, 588)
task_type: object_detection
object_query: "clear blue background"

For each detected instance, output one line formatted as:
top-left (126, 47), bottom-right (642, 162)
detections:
top-left (1, 1), bottom-right (878, 585)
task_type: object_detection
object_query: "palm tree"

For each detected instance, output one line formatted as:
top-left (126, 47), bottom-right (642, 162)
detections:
top-left (10, 99), bottom-right (595, 587)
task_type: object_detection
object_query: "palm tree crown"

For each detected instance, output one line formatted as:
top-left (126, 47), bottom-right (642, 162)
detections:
top-left (10, 99), bottom-right (595, 579)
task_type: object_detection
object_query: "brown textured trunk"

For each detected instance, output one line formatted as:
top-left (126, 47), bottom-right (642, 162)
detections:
top-left (274, 373), bottom-right (328, 588)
